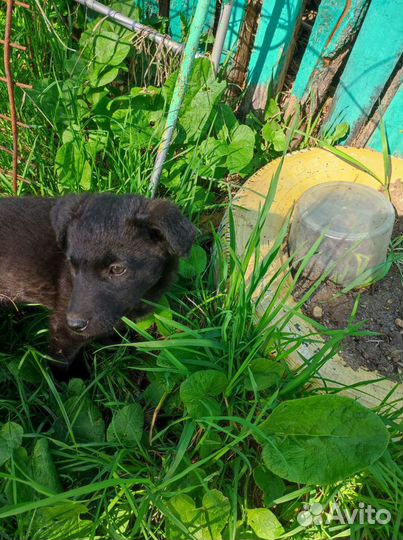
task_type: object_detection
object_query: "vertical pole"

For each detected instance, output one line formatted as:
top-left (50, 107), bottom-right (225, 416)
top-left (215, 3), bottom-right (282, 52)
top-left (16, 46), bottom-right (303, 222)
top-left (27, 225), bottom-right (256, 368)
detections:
top-left (211, 0), bottom-right (234, 74)
top-left (3, 0), bottom-right (18, 194)
top-left (149, 0), bottom-right (213, 198)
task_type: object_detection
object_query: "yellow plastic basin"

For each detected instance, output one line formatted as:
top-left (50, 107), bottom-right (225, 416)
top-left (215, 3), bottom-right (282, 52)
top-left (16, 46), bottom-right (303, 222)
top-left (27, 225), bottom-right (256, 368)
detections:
top-left (222, 147), bottom-right (403, 409)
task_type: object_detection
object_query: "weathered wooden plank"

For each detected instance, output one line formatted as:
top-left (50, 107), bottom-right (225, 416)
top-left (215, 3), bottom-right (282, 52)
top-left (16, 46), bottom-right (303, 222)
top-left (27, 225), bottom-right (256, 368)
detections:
top-left (324, 0), bottom-right (403, 142)
top-left (353, 62), bottom-right (403, 150)
top-left (169, 0), bottom-right (216, 42)
top-left (244, 0), bottom-right (305, 115)
top-left (287, 0), bottom-right (368, 117)
top-left (368, 84), bottom-right (403, 158)
top-left (227, 0), bottom-right (262, 101)
top-left (137, 0), bottom-right (160, 18)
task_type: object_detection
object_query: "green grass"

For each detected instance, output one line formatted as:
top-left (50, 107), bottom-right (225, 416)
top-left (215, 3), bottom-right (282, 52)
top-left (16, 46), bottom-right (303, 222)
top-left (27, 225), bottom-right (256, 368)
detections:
top-left (0, 3), bottom-right (402, 540)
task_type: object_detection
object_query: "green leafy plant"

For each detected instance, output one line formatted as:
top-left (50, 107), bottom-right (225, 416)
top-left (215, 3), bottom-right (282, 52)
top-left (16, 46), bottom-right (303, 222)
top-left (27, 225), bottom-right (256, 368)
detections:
top-left (0, 4), bottom-right (401, 540)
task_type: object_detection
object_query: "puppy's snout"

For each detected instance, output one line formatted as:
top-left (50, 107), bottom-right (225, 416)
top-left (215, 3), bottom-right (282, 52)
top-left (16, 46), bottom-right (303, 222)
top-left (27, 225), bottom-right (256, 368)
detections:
top-left (66, 313), bottom-right (89, 333)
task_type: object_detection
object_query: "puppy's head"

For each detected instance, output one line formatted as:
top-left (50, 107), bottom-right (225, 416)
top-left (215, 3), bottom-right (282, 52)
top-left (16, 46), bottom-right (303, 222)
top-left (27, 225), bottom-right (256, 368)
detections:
top-left (51, 194), bottom-right (196, 337)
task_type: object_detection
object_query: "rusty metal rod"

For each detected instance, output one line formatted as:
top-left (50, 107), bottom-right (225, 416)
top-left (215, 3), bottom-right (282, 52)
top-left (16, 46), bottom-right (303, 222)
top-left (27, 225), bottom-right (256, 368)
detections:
top-left (0, 0), bottom-right (30, 7)
top-left (0, 76), bottom-right (32, 89)
top-left (2, 0), bottom-right (19, 193)
top-left (0, 114), bottom-right (30, 129)
top-left (0, 167), bottom-right (29, 183)
top-left (0, 38), bottom-right (27, 51)
top-left (0, 144), bottom-right (19, 157)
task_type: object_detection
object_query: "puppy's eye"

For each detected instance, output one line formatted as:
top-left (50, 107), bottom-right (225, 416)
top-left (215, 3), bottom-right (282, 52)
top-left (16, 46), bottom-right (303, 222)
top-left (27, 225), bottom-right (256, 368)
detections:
top-left (109, 264), bottom-right (126, 276)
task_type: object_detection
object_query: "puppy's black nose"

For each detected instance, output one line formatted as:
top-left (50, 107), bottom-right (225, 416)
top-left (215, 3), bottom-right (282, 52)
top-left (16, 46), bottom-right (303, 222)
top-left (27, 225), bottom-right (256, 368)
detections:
top-left (66, 314), bottom-right (88, 332)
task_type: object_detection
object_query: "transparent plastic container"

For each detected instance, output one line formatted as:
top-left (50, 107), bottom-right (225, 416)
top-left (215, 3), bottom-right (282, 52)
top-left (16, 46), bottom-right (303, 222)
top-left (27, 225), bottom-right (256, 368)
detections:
top-left (288, 182), bottom-right (395, 286)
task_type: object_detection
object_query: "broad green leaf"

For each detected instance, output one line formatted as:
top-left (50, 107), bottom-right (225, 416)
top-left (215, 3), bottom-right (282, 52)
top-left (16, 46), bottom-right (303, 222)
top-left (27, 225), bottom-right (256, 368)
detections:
top-left (199, 431), bottom-right (222, 459)
top-left (254, 466), bottom-right (285, 505)
top-left (265, 98), bottom-right (281, 120)
top-left (107, 403), bottom-right (144, 446)
top-left (226, 125), bottom-right (255, 173)
top-left (62, 124), bottom-right (81, 144)
top-left (67, 378), bottom-right (86, 397)
top-left (135, 314), bottom-right (155, 332)
top-left (55, 141), bottom-right (91, 189)
top-left (272, 130), bottom-right (287, 152)
top-left (179, 245), bottom-right (208, 279)
top-left (35, 502), bottom-right (88, 522)
top-left (198, 137), bottom-right (228, 169)
top-left (181, 370), bottom-right (227, 419)
top-left (180, 80), bottom-right (226, 143)
top-left (201, 490), bottom-right (231, 538)
top-left (96, 66), bottom-right (120, 87)
top-left (155, 295), bottom-right (173, 336)
top-left (214, 102), bottom-right (239, 141)
top-left (32, 517), bottom-right (93, 540)
top-left (186, 396), bottom-right (222, 419)
top-left (180, 370), bottom-right (228, 403)
top-left (327, 122), bottom-right (349, 144)
top-left (80, 160), bottom-right (92, 190)
top-left (166, 490), bottom-right (230, 540)
top-left (7, 357), bottom-right (42, 383)
top-left (169, 493), bottom-right (197, 518)
top-left (94, 31), bottom-right (130, 66)
top-left (5, 447), bottom-right (34, 503)
top-left (31, 438), bottom-right (62, 494)
top-left (0, 437), bottom-right (12, 466)
top-left (245, 358), bottom-right (285, 391)
top-left (262, 120), bottom-right (286, 151)
top-left (1, 421), bottom-right (23, 449)
top-left (110, 0), bottom-right (140, 18)
top-left (111, 107), bottom-right (157, 149)
top-left (164, 58), bottom-right (214, 110)
top-left (86, 130), bottom-right (108, 156)
top-left (259, 395), bottom-right (389, 484)
top-left (246, 508), bottom-right (284, 540)
top-left (134, 296), bottom-right (172, 335)
top-left (64, 396), bottom-right (105, 443)
top-left (144, 380), bottom-right (166, 406)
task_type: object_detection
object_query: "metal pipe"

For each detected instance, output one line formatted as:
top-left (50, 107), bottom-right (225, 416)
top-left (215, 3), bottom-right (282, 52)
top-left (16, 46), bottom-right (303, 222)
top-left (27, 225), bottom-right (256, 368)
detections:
top-left (75, 0), bottom-right (204, 58)
top-left (3, 0), bottom-right (19, 194)
top-left (149, 0), bottom-right (213, 197)
top-left (211, 0), bottom-right (234, 73)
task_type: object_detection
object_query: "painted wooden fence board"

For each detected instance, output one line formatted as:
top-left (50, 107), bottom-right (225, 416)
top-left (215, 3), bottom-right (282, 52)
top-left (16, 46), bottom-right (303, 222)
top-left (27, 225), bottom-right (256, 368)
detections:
top-left (368, 84), bottom-right (403, 158)
top-left (137, 0), bottom-right (160, 18)
top-left (289, 0), bottom-right (368, 114)
top-left (245, 0), bottom-right (305, 114)
top-left (325, 0), bottom-right (403, 141)
top-left (169, 0), bottom-right (216, 42)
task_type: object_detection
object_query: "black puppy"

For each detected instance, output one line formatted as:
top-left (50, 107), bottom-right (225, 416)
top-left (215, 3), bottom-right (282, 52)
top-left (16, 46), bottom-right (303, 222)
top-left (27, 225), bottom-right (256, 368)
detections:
top-left (0, 194), bottom-right (196, 370)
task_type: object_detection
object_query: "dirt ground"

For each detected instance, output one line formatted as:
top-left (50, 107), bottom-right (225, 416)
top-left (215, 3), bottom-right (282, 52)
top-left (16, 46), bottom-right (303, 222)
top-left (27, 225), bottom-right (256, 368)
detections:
top-left (294, 223), bottom-right (403, 381)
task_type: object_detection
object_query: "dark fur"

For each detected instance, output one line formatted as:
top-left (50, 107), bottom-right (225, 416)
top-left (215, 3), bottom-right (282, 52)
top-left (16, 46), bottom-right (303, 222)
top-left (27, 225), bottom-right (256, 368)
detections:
top-left (0, 194), bottom-right (196, 370)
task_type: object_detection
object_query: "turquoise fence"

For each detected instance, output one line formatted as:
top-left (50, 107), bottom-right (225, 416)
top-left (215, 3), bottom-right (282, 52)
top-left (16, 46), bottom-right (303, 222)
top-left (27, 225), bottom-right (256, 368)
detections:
top-left (140, 0), bottom-right (403, 158)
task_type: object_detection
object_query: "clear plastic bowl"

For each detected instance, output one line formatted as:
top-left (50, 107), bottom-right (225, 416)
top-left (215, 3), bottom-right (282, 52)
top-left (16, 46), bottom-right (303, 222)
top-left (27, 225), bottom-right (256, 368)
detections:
top-left (288, 182), bottom-right (395, 286)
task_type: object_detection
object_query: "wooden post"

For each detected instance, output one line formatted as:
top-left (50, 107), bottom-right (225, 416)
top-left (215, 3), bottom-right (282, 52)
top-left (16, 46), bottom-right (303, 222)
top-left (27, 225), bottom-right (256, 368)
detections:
top-left (287, 0), bottom-right (369, 119)
top-left (243, 0), bottom-right (305, 116)
top-left (169, 0), bottom-right (216, 42)
top-left (227, 0), bottom-right (262, 102)
top-left (324, 0), bottom-right (403, 143)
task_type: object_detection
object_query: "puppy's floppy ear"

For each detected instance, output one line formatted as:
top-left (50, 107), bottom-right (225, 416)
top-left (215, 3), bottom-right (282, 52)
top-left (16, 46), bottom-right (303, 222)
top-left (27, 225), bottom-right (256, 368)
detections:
top-left (138, 199), bottom-right (197, 257)
top-left (50, 195), bottom-right (86, 248)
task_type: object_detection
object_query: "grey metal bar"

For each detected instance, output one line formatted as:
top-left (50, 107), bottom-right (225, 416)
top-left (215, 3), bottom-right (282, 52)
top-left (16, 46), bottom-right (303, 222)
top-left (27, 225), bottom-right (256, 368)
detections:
top-left (149, 0), bottom-right (213, 197)
top-left (211, 0), bottom-right (234, 73)
top-left (75, 0), bottom-right (204, 58)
